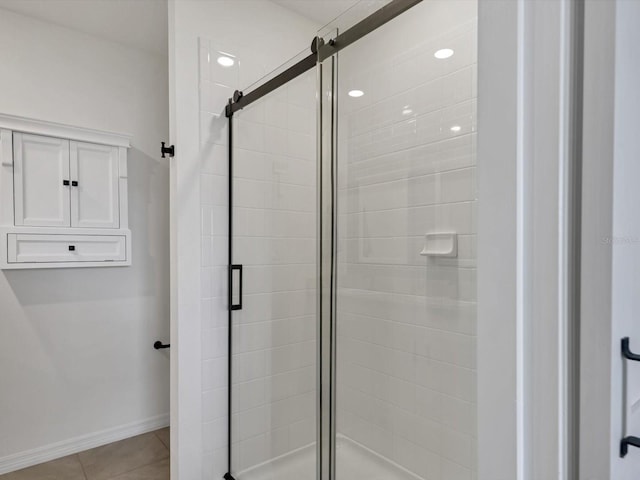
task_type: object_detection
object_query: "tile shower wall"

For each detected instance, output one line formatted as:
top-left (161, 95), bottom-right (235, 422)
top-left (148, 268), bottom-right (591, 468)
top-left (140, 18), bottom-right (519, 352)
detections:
top-left (335, 4), bottom-right (477, 480)
top-left (198, 41), bottom-right (317, 475)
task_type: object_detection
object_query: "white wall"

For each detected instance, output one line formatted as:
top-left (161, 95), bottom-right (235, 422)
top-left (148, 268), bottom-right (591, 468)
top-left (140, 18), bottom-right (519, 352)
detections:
top-left (169, 2), bottom-right (318, 478)
top-left (0, 7), bottom-right (170, 473)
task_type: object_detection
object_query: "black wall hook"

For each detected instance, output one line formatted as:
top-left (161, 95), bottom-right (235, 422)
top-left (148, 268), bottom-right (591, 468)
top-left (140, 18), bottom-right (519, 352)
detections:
top-left (154, 341), bottom-right (170, 350)
top-left (161, 142), bottom-right (175, 158)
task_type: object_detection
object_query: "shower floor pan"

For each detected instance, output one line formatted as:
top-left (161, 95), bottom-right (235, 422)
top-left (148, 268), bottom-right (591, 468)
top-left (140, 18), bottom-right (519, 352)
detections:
top-left (237, 435), bottom-right (422, 480)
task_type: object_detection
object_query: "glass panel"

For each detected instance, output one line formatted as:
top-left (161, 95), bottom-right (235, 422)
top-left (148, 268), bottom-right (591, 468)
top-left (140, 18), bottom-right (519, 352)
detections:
top-left (230, 63), bottom-right (318, 479)
top-left (316, 0), bottom-right (390, 40)
top-left (322, 1), bottom-right (478, 479)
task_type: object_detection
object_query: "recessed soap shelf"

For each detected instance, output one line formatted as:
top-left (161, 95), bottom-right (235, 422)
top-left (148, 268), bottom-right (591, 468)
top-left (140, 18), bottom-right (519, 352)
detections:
top-left (420, 232), bottom-right (457, 258)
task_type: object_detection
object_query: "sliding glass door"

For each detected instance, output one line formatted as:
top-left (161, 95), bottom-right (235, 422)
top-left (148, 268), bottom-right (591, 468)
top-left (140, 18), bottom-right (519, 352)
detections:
top-left (320, 2), bottom-right (478, 479)
top-left (226, 2), bottom-right (478, 479)
top-left (229, 56), bottom-right (318, 480)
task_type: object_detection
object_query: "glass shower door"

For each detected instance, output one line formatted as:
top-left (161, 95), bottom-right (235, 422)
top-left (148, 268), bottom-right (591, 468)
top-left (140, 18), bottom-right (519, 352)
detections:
top-left (320, 1), bottom-right (478, 479)
top-left (226, 2), bottom-right (479, 479)
top-left (229, 62), bottom-right (318, 480)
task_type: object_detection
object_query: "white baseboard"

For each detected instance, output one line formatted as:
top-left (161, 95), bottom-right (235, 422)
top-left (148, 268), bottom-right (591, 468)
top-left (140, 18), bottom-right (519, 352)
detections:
top-left (0, 413), bottom-right (170, 475)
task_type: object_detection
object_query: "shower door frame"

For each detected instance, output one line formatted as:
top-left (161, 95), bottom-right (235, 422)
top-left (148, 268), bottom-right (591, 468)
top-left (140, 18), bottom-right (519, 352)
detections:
top-left (218, 1), bottom-right (582, 480)
top-left (224, 4), bottom-right (428, 480)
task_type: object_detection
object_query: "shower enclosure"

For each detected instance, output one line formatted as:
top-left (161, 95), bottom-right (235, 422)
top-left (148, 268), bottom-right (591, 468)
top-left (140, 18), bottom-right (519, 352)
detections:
top-left (224, 1), bottom-right (477, 479)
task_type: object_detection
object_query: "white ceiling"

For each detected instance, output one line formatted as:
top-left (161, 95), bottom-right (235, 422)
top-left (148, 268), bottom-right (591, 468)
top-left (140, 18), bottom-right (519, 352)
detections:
top-left (272, 0), bottom-right (361, 27)
top-left (0, 0), bottom-right (167, 55)
top-left (0, 0), bottom-right (386, 56)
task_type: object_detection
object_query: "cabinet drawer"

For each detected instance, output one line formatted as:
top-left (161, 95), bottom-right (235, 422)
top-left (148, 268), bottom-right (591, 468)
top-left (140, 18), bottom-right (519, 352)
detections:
top-left (7, 234), bottom-right (126, 263)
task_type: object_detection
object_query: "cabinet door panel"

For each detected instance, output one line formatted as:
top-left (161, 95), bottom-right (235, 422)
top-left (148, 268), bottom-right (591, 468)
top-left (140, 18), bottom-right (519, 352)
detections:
top-left (13, 133), bottom-right (71, 227)
top-left (70, 142), bottom-right (119, 228)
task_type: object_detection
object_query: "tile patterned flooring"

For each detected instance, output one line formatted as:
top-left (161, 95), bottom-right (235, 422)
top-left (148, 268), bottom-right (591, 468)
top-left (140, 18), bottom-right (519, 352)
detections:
top-left (1, 428), bottom-right (170, 480)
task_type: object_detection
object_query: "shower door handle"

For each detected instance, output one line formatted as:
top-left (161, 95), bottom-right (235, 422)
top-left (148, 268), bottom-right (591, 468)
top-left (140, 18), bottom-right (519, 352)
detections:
top-left (230, 264), bottom-right (243, 311)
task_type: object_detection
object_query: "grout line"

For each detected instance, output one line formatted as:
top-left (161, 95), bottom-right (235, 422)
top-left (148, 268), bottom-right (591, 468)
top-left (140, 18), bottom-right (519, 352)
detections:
top-left (345, 131), bottom-right (476, 162)
top-left (153, 429), bottom-right (170, 452)
top-left (101, 458), bottom-right (169, 480)
top-left (340, 199), bottom-right (477, 215)
top-left (77, 453), bottom-right (89, 480)
top-left (75, 431), bottom-right (169, 480)
top-left (339, 163), bottom-right (476, 189)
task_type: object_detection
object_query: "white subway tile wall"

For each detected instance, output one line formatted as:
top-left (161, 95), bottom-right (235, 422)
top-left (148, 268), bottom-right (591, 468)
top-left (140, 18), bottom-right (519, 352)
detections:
top-left (335, 11), bottom-right (477, 480)
top-left (199, 37), bottom-right (318, 477)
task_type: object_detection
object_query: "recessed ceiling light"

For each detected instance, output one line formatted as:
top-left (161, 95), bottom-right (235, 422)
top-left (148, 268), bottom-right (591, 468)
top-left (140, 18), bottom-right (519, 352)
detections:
top-left (217, 55), bottom-right (235, 67)
top-left (434, 48), bottom-right (454, 59)
top-left (450, 125), bottom-right (462, 132)
top-left (348, 89), bottom-right (364, 98)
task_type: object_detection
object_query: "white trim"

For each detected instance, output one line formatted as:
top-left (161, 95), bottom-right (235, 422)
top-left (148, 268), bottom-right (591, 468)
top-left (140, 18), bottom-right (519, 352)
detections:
top-left (0, 113), bottom-right (131, 148)
top-left (477, 1), bottom-right (520, 478)
top-left (579, 0), bottom-right (616, 477)
top-left (557, 2), bottom-right (573, 477)
top-left (118, 146), bottom-right (129, 229)
top-left (515, 1), bottom-right (527, 478)
top-left (0, 129), bottom-right (14, 225)
top-left (479, 2), bottom-right (576, 479)
top-left (517, 1), bottom-right (577, 478)
top-left (168, 4), bottom-right (204, 480)
top-left (0, 413), bottom-right (169, 475)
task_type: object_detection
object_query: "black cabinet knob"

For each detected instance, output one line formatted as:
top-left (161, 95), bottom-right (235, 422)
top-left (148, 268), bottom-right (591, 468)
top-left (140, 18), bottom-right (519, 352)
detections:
top-left (68, 245), bottom-right (75, 251)
top-left (63, 180), bottom-right (70, 186)
top-left (71, 181), bottom-right (78, 187)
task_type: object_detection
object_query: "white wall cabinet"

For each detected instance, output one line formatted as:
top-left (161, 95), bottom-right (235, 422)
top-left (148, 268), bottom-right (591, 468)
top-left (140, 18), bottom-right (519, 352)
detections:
top-left (0, 114), bottom-right (132, 269)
